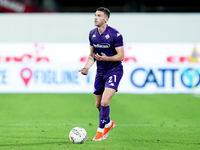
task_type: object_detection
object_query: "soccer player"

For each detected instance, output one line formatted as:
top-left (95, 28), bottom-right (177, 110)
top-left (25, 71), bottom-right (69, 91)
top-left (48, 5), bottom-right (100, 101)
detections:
top-left (79, 7), bottom-right (124, 141)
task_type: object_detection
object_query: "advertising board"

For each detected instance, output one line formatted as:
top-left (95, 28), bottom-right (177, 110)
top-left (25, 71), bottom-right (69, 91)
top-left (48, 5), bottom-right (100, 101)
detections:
top-left (0, 42), bottom-right (199, 93)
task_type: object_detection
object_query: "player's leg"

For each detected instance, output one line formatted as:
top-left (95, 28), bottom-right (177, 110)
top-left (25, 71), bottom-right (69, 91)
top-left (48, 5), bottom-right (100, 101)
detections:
top-left (94, 94), bottom-right (102, 110)
top-left (99, 88), bottom-right (116, 140)
top-left (93, 74), bottom-right (104, 111)
top-left (101, 87), bottom-right (116, 106)
top-left (93, 71), bottom-right (123, 141)
top-left (93, 94), bottom-right (103, 141)
top-left (100, 87), bottom-right (116, 128)
top-left (93, 75), bottom-right (105, 141)
top-left (101, 71), bottom-right (123, 139)
top-left (93, 88), bottom-right (115, 141)
top-left (93, 82), bottom-right (113, 141)
top-left (94, 93), bottom-right (111, 129)
top-left (101, 71), bottom-right (123, 125)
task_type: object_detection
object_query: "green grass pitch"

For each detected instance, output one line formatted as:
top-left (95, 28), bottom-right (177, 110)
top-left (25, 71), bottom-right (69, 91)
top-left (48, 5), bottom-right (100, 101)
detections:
top-left (0, 94), bottom-right (200, 150)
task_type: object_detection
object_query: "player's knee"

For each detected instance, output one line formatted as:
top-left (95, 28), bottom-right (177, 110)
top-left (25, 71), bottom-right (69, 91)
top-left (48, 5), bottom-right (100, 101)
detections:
top-left (101, 99), bottom-right (109, 107)
top-left (95, 102), bottom-right (101, 109)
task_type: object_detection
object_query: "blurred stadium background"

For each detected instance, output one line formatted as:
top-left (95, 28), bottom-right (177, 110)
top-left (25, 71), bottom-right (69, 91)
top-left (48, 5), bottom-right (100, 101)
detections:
top-left (0, 0), bottom-right (200, 149)
top-left (0, 0), bottom-right (200, 12)
top-left (0, 0), bottom-right (199, 94)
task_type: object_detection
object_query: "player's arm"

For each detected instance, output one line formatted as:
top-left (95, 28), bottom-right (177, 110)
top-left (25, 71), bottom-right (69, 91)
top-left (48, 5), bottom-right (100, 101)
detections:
top-left (85, 46), bottom-right (96, 69)
top-left (95, 46), bottom-right (124, 61)
top-left (78, 46), bottom-right (95, 75)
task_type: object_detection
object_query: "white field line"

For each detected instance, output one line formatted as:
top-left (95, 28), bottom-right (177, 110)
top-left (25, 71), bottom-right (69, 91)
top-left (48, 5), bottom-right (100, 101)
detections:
top-left (0, 123), bottom-right (197, 128)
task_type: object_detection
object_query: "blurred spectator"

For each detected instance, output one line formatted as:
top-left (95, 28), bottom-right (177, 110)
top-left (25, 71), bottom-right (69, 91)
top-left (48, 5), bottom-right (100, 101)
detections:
top-left (0, 0), bottom-right (57, 12)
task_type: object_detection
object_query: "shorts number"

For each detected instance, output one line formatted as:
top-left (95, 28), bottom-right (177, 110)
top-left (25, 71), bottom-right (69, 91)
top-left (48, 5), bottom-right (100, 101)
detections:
top-left (109, 75), bottom-right (116, 83)
top-left (114, 75), bottom-right (116, 82)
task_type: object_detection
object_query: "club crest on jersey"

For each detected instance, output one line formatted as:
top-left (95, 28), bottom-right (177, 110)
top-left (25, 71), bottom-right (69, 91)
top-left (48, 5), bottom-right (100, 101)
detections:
top-left (105, 34), bottom-right (110, 39)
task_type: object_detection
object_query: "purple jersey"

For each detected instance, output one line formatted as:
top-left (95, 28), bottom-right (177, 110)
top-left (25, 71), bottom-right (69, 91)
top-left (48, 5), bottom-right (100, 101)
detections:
top-left (89, 25), bottom-right (123, 76)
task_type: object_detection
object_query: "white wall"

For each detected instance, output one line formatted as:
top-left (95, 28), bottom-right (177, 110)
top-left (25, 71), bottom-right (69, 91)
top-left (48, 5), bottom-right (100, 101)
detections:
top-left (0, 13), bottom-right (200, 42)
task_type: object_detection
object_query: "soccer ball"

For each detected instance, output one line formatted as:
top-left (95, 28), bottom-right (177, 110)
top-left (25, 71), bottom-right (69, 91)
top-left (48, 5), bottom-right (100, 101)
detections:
top-left (69, 127), bottom-right (87, 144)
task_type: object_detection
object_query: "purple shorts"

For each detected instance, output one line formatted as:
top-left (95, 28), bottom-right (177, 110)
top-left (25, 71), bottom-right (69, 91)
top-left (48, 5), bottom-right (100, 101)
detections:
top-left (93, 70), bottom-right (123, 95)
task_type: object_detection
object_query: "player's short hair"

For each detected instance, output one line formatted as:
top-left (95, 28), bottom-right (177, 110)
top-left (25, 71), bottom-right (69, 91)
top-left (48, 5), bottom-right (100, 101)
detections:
top-left (96, 7), bottom-right (110, 18)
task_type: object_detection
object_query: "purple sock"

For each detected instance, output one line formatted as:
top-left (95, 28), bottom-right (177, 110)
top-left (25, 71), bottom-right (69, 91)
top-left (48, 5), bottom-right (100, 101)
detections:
top-left (107, 116), bottom-right (110, 124)
top-left (99, 105), bottom-right (110, 128)
top-left (99, 108), bottom-right (101, 125)
top-left (99, 108), bottom-right (110, 125)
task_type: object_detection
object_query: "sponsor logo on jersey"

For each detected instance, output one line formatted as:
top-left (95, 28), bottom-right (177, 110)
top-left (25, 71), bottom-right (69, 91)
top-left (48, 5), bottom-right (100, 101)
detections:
top-left (93, 43), bottom-right (110, 48)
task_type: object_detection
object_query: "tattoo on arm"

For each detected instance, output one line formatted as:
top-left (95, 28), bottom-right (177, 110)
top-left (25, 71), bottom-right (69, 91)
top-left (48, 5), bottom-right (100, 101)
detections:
top-left (88, 56), bottom-right (95, 61)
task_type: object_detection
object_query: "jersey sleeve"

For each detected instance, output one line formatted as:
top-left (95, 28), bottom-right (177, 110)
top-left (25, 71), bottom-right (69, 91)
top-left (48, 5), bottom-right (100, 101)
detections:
top-left (113, 32), bottom-right (123, 48)
top-left (89, 31), bottom-right (93, 46)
